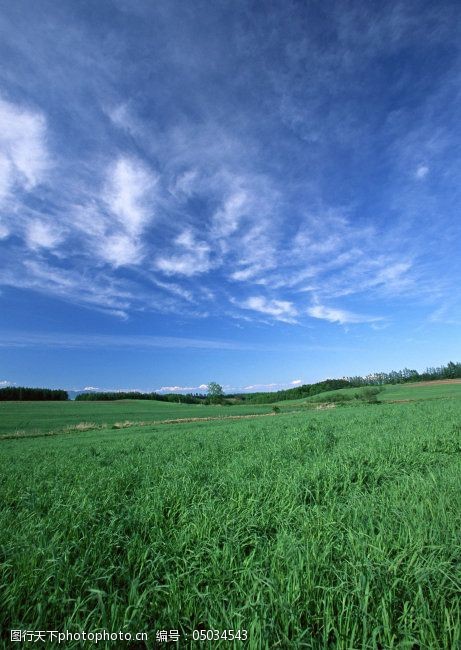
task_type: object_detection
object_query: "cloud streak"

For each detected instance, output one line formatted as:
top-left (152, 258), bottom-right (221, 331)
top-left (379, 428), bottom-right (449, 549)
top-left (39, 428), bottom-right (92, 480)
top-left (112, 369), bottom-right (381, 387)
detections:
top-left (0, 0), bottom-right (459, 336)
top-left (307, 303), bottom-right (383, 325)
top-left (0, 330), bottom-right (364, 354)
top-left (236, 296), bottom-right (298, 323)
top-left (0, 97), bottom-right (48, 202)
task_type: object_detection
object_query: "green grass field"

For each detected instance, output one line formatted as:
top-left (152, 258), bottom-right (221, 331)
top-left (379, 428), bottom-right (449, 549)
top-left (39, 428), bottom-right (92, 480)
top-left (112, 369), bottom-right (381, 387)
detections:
top-left (273, 380), bottom-right (461, 406)
top-left (3, 381), bottom-right (461, 440)
top-left (0, 400), bottom-right (272, 437)
top-left (1, 386), bottom-right (461, 648)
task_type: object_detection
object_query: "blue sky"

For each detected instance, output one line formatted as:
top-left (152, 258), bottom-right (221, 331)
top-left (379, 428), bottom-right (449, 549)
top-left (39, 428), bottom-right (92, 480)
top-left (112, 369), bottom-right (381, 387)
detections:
top-left (0, 0), bottom-right (460, 393)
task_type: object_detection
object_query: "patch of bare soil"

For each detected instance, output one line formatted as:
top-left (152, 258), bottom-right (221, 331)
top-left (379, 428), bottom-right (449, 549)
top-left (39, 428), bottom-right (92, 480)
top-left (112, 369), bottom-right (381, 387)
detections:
top-left (156, 413), bottom-right (276, 425)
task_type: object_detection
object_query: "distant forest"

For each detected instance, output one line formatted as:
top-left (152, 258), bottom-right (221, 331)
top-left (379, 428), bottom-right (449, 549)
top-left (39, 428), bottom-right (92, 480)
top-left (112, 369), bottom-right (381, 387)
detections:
top-left (238, 360), bottom-right (461, 404)
top-left (2, 360), bottom-right (461, 402)
top-left (0, 387), bottom-right (68, 401)
top-left (75, 391), bottom-right (202, 403)
top-left (76, 360), bottom-right (461, 404)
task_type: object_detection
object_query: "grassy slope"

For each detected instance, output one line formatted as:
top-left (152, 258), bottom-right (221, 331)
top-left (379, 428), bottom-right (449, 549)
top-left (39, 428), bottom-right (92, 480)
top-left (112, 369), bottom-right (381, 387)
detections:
top-left (0, 400), bottom-right (272, 436)
top-left (2, 381), bottom-right (461, 437)
top-left (273, 380), bottom-right (461, 406)
top-left (1, 400), bottom-right (460, 648)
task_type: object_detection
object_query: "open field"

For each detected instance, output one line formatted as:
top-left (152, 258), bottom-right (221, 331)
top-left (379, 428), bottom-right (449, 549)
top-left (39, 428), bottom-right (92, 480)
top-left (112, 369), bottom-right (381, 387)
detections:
top-left (2, 381), bottom-right (461, 440)
top-left (272, 380), bottom-right (461, 407)
top-left (1, 395), bottom-right (460, 648)
top-left (0, 400), bottom-right (273, 437)
top-left (379, 381), bottom-right (461, 402)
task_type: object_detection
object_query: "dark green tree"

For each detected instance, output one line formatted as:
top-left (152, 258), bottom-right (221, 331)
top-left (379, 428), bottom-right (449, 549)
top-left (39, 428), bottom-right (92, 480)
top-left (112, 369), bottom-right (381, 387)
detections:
top-left (207, 382), bottom-right (224, 397)
top-left (207, 382), bottom-right (224, 404)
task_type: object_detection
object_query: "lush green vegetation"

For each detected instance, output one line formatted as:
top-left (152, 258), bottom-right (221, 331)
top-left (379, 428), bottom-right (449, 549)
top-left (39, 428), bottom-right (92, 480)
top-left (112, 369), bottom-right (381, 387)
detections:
top-left (1, 394), bottom-right (460, 648)
top-left (231, 378), bottom-right (352, 404)
top-left (3, 361), bottom-right (460, 408)
top-left (379, 382), bottom-right (461, 402)
top-left (232, 360), bottom-right (461, 404)
top-left (3, 381), bottom-right (461, 439)
top-left (346, 360), bottom-right (461, 386)
top-left (0, 399), bottom-right (272, 437)
top-left (0, 386), bottom-right (68, 401)
top-left (270, 381), bottom-right (461, 407)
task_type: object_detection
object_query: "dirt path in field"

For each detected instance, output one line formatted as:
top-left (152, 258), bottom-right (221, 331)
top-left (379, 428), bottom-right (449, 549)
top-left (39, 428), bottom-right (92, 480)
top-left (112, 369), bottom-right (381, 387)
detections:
top-left (156, 412), bottom-right (276, 425)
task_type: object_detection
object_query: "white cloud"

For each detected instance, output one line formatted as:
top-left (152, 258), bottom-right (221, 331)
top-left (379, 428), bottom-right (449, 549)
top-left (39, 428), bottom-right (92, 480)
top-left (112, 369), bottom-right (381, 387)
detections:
top-left (0, 259), bottom-right (133, 318)
top-left (107, 103), bottom-right (134, 132)
top-left (170, 169), bottom-right (199, 197)
top-left (156, 229), bottom-right (212, 276)
top-left (243, 382), bottom-right (281, 390)
top-left (0, 379), bottom-right (14, 387)
top-left (237, 296), bottom-right (298, 323)
top-left (104, 156), bottom-right (158, 236)
top-left (307, 303), bottom-right (382, 325)
top-left (429, 302), bottom-right (461, 325)
top-left (152, 279), bottom-right (193, 302)
top-left (212, 189), bottom-right (248, 238)
top-left (0, 220), bottom-right (9, 239)
top-left (25, 220), bottom-right (63, 250)
top-left (415, 164), bottom-right (429, 179)
top-left (0, 98), bottom-right (48, 201)
top-left (229, 228), bottom-right (278, 284)
top-left (156, 383), bottom-right (208, 393)
top-left (369, 262), bottom-right (413, 292)
top-left (82, 385), bottom-right (143, 392)
top-left (0, 154), bottom-right (12, 202)
top-left (0, 25), bottom-right (449, 328)
top-left (242, 379), bottom-right (303, 391)
top-left (69, 155), bottom-right (159, 268)
top-left (100, 233), bottom-right (141, 267)
top-left (231, 266), bottom-right (262, 281)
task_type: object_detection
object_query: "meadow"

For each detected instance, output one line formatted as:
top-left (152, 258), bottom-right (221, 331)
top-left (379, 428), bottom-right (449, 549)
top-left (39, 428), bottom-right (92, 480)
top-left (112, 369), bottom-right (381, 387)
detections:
top-left (0, 400), bottom-right (273, 438)
top-left (3, 382), bottom-right (461, 440)
top-left (272, 381), bottom-right (461, 407)
top-left (1, 388), bottom-right (460, 648)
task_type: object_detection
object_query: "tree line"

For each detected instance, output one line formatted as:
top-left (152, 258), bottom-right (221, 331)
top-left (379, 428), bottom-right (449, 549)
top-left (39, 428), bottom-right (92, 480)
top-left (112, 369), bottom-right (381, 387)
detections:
top-left (2, 360), bottom-right (460, 402)
top-left (230, 379), bottom-right (351, 404)
top-left (0, 387), bottom-right (68, 401)
top-left (75, 391), bottom-right (205, 403)
top-left (231, 361), bottom-right (461, 403)
top-left (345, 360), bottom-right (461, 386)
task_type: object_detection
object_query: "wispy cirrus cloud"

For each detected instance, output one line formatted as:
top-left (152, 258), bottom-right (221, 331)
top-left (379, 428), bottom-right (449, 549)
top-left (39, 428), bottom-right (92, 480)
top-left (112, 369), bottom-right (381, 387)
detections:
top-left (236, 296), bottom-right (298, 323)
top-left (155, 229), bottom-right (213, 276)
top-left (104, 157), bottom-right (157, 237)
top-left (0, 0), bottom-right (460, 337)
top-left (25, 220), bottom-right (63, 250)
top-left (74, 155), bottom-right (159, 268)
top-left (0, 331), bottom-right (257, 351)
top-left (307, 302), bottom-right (383, 325)
top-left (0, 330), bottom-right (364, 355)
top-left (0, 97), bottom-right (49, 202)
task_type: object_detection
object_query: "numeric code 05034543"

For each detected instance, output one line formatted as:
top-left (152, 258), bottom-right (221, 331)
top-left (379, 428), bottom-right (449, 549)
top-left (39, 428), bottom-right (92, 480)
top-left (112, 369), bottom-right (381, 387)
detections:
top-left (191, 629), bottom-right (248, 641)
